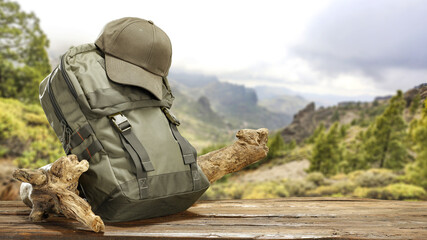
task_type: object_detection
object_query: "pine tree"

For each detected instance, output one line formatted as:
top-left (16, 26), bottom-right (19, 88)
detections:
top-left (309, 122), bottom-right (343, 176)
top-left (343, 131), bottom-right (369, 172)
top-left (407, 99), bottom-right (427, 188)
top-left (287, 139), bottom-right (297, 151)
top-left (0, 0), bottom-right (51, 102)
top-left (339, 124), bottom-right (348, 138)
top-left (247, 132), bottom-right (285, 169)
top-left (266, 132), bottom-right (285, 160)
top-left (306, 122), bottom-right (325, 144)
top-left (410, 93), bottom-right (421, 115)
top-left (331, 110), bottom-right (340, 122)
top-left (363, 90), bottom-right (407, 169)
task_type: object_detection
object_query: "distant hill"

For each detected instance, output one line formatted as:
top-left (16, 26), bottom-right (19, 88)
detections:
top-left (169, 71), bottom-right (292, 130)
top-left (171, 88), bottom-right (235, 150)
top-left (253, 85), bottom-right (375, 107)
top-left (259, 94), bottom-right (308, 116)
top-left (280, 84), bottom-right (427, 143)
top-left (169, 70), bottom-right (217, 89)
top-left (253, 85), bottom-right (296, 100)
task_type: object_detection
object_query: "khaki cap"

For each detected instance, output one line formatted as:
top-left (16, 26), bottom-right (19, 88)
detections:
top-left (95, 17), bottom-right (172, 100)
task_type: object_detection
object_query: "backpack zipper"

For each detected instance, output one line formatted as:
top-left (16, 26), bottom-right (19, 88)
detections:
top-left (60, 55), bottom-right (78, 99)
top-left (47, 67), bottom-right (73, 153)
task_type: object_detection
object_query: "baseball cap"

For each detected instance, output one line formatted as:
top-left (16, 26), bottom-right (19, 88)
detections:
top-left (95, 17), bottom-right (172, 100)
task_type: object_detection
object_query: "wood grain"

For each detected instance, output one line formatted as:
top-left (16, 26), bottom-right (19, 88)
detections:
top-left (12, 155), bottom-right (104, 233)
top-left (0, 198), bottom-right (426, 239)
top-left (198, 128), bottom-right (269, 183)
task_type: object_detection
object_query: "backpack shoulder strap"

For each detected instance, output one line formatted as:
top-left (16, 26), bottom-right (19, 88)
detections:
top-left (162, 107), bottom-right (201, 191)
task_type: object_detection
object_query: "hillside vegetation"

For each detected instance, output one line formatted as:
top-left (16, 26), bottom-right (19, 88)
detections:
top-left (0, 98), bottom-right (63, 168)
top-left (203, 86), bottom-right (427, 201)
top-left (169, 72), bottom-right (292, 130)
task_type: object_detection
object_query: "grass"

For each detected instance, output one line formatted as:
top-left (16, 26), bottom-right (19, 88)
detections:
top-left (0, 98), bottom-right (63, 168)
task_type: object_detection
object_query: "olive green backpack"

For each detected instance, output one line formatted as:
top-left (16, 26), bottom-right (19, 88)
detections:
top-left (39, 44), bottom-right (210, 222)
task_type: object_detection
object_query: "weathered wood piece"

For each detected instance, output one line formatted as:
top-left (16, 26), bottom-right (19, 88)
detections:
top-left (198, 128), bottom-right (269, 183)
top-left (1, 198), bottom-right (426, 239)
top-left (12, 155), bottom-right (104, 233)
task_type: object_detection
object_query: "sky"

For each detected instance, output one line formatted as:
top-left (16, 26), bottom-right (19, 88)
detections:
top-left (16, 0), bottom-right (427, 104)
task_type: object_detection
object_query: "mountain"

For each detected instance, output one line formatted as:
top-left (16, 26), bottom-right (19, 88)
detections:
top-left (169, 71), bottom-right (292, 130)
top-left (253, 85), bottom-right (297, 100)
top-left (253, 85), bottom-right (375, 107)
top-left (258, 95), bottom-right (308, 116)
top-left (169, 70), bottom-right (217, 89)
top-left (171, 88), bottom-right (235, 150)
top-left (253, 85), bottom-right (310, 116)
top-left (280, 84), bottom-right (427, 144)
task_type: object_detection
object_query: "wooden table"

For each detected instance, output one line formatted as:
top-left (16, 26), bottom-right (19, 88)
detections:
top-left (1, 198), bottom-right (426, 239)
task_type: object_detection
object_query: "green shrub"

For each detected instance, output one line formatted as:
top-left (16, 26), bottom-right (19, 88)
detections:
top-left (330, 173), bottom-right (348, 181)
top-left (383, 183), bottom-right (426, 200)
top-left (353, 184), bottom-right (426, 200)
top-left (307, 180), bottom-right (356, 196)
top-left (223, 182), bottom-right (245, 199)
top-left (334, 180), bottom-right (357, 194)
top-left (202, 181), bottom-right (250, 200)
top-left (307, 185), bottom-right (340, 196)
top-left (242, 181), bottom-right (289, 199)
top-left (353, 187), bottom-right (370, 198)
top-left (401, 162), bottom-right (427, 190)
top-left (0, 110), bottom-right (25, 140)
top-left (203, 180), bottom-right (291, 200)
top-left (247, 133), bottom-right (286, 170)
top-left (201, 183), bottom-right (228, 200)
top-left (284, 179), bottom-right (316, 197)
top-left (353, 187), bottom-right (385, 199)
top-left (305, 172), bottom-right (326, 186)
top-left (352, 169), bottom-right (397, 188)
top-left (0, 98), bottom-right (63, 168)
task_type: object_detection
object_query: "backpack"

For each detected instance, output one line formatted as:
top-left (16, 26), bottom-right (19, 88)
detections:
top-left (39, 43), bottom-right (210, 222)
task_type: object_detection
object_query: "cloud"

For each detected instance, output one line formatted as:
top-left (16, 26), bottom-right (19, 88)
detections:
top-left (211, 0), bottom-right (426, 102)
top-left (218, 57), bottom-right (389, 97)
top-left (292, 0), bottom-right (427, 81)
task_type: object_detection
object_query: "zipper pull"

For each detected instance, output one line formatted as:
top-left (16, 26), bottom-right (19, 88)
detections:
top-left (60, 121), bottom-right (67, 143)
top-left (64, 127), bottom-right (73, 154)
top-left (60, 120), bottom-right (72, 154)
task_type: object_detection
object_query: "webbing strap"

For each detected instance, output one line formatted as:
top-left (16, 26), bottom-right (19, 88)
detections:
top-left (119, 134), bottom-right (148, 199)
top-left (77, 140), bottom-right (103, 161)
top-left (109, 113), bottom-right (154, 199)
top-left (121, 128), bottom-right (155, 172)
top-left (169, 124), bottom-right (197, 164)
top-left (189, 160), bottom-right (201, 190)
top-left (163, 107), bottom-right (201, 191)
top-left (70, 124), bottom-right (93, 148)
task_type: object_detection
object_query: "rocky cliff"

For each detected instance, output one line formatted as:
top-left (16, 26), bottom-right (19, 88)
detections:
top-left (280, 84), bottom-right (427, 144)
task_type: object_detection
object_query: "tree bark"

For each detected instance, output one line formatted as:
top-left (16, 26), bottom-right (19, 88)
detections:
top-left (13, 155), bottom-right (105, 233)
top-left (13, 128), bottom-right (268, 232)
top-left (198, 128), bottom-right (269, 182)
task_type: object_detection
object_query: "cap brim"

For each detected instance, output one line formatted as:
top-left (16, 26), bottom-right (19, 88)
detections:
top-left (105, 54), bottom-right (163, 100)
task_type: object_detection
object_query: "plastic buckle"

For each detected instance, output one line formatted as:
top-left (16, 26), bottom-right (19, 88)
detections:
top-left (109, 113), bottom-right (131, 133)
top-left (161, 107), bottom-right (181, 126)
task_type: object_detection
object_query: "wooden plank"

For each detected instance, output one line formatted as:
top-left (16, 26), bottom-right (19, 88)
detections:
top-left (0, 198), bottom-right (426, 239)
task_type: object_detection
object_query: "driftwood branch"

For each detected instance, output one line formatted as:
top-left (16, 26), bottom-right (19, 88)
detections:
top-left (198, 128), bottom-right (269, 182)
top-left (13, 155), bottom-right (104, 232)
top-left (13, 128), bottom-right (268, 232)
